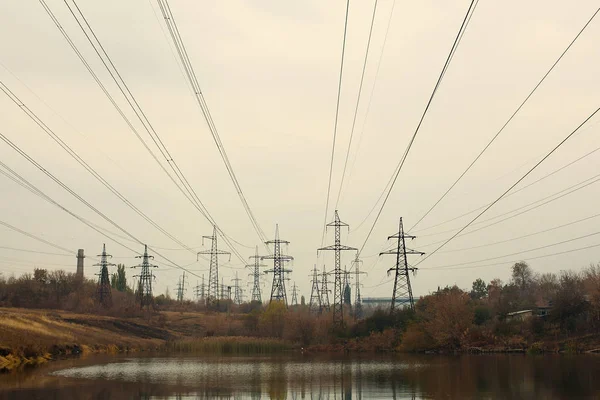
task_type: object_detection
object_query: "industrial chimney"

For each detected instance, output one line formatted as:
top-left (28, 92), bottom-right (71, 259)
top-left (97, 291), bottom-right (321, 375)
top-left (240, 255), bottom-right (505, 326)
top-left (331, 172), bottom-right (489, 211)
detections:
top-left (76, 249), bottom-right (85, 277)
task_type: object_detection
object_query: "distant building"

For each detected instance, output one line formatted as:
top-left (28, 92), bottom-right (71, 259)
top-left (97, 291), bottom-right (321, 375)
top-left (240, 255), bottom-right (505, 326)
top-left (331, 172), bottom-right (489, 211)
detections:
top-left (506, 303), bottom-right (552, 322)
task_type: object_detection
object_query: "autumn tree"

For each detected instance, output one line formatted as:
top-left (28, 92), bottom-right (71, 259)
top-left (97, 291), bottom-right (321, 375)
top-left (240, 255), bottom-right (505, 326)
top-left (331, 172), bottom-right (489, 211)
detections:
top-left (511, 262), bottom-right (534, 290)
top-left (420, 286), bottom-right (474, 349)
top-left (551, 271), bottom-right (588, 334)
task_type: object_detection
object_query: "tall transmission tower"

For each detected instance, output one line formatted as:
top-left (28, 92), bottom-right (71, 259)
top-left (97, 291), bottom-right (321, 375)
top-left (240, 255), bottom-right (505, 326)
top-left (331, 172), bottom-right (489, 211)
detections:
top-left (380, 218), bottom-right (425, 311)
top-left (352, 255), bottom-right (367, 319)
top-left (232, 272), bottom-right (242, 305)
top-left (343, 265), bottom-right (352, 307)
top-left (262, 225), bottom-right (294, 305)
top-left (131, 244), bottom-right (158, 309)
top-left (198, 226), bottom-right (231, 305)
top-left (309, 264), bottom-right (322, 314)
top-left (246, 246), bottom-right (266, 303)
top-left (94, 243), bottom-right (114, 307)
top-left (318, 210), bottom-right (357, 326)
top-left (194, 274), bottom-right (206, 304)
top-left (290, 282), bottom-right (299, 306)
top-left (176, 272), bottom-right (187, 303)
top-left (321, 264), bottom-right (331, 312)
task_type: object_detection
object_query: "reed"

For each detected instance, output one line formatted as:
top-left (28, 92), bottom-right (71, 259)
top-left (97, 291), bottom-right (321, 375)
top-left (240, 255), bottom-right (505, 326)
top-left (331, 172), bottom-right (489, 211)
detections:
top-left (164, 336), bottom-right (293, 354)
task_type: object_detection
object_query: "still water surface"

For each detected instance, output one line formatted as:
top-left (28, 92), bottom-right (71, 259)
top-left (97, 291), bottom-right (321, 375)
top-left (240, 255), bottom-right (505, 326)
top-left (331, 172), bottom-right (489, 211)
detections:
top-left (1, 354), bottom-right (599, 399)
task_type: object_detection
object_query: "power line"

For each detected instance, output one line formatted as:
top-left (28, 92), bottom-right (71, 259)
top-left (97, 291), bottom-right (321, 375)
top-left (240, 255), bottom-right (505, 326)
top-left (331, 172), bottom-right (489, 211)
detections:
top-left (416, 171), bottom-right (600, 243)
top-left (434, 212), bottom-right (600, 253)
top-left (0, 246), bottom-right (72, 257)
top-left (0, 219), bottom-right (73, 255)
top-left (321, 0), bottom-right (351, 247)
top-left (0, 79), bottom-right (201, 259)
top-left (335, 0), bottom-right (379, 208)
top-left (39, 0), bottom-right (247, 264)
top-left (411, 142), bottom-right (600, 234)
top-left (427, 231), bottom-right (600, 270)
top-left (0, 131), bottom-right (205, 279)
top-left (342, 0), bottom-right (396, 211)
top-left (407, 6), bottom-right (600, 233)
top-left (155, 0), bottom-right (268, 247)
top-left (357, 0), bottom-right (478, 256)
top-left (415, 105), bottom-right (600, 267)
top-left (426, 242), bottom-right (600, 271)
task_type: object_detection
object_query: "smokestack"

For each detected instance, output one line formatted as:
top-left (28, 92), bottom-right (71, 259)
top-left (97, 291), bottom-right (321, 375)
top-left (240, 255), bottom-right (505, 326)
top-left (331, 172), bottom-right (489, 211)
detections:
top-left (76, 249), bottom-right (85, 277)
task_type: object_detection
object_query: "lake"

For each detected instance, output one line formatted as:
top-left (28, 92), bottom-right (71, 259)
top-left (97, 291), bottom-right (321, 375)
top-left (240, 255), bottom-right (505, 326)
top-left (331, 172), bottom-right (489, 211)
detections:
top-left (1, 354), bottom-right (599, 399)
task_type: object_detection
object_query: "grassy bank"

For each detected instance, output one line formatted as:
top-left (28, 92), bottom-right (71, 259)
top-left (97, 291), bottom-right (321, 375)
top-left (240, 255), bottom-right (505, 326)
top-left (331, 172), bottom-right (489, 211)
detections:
top-left (0, 307), bottom-right (296, 372)
top-left (0, 307), bottom-right (172, 371)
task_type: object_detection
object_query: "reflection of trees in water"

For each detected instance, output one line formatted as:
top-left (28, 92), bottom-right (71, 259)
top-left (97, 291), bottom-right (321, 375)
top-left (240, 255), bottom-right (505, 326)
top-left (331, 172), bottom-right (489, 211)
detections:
top-left (6, 355), bottom-right (600, 399)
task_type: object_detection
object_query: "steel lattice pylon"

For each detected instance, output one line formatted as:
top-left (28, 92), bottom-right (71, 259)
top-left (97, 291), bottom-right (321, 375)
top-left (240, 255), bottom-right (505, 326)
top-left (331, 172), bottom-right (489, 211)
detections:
top-left (309, 264), bottom-right (322, 314)
top-left (246, 246), bottom-right (266, 303)
top-left (262, 225), bottom-right (293, 306)
top-left (352, 255), bottom-right (366, 319)
top-left (320, 264), bottom-right (330, 312)
top-left (198, 225), bottom-right (230, 305)
top-left (380, 218), bottom-right (425, 311)
top-left (176, 272), bottom-right (186, 303)
top-left (94, 243), bottom-right (115, 307)
top-left (318, 210), bottom-right (357, 326)
top-left (290, 282), bottom-right (299, 306)
top-left (131, 244), bottom-right (158, 309)
top-left (232, 272), bottom-right (242, 305)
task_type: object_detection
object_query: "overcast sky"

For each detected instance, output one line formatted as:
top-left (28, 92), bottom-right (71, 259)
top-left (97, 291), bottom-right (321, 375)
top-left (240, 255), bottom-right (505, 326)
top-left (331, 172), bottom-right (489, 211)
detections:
top-left (1, 0), bottom-right (599, 301)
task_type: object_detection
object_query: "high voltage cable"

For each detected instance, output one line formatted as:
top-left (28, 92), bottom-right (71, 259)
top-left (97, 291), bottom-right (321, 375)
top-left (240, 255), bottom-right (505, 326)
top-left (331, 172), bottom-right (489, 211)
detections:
top-left (357, 0), bottom-right (478, 256)
top-left (375, 158), bottom-right (600, 254)
top-left (414, 105), bottom-right (600, 267)
top-left (155, 0), bottom-right (268, 248)
top-left (341, 0), bottom-right (396, 211)
top-left (427, 231), bottom-right (600, 269)
top-left (412, 142), bottom-right (600, 234)
top-left (0, 133), bottom-right (206, 279)
top-left (0, 219), bottom-right (74, 255)
top-left (0, 79), bottom-right (204, 260)
top-left (321, 0), bottom-right (351, 246)
top-left (426, 243), bottom-right (600, 271)
top-left (407, 6), bottom-right (600, 233)
top-left (435, 212), bottom-right (600, 253)
top-left (417, 171), bottom-right (600, 241)
top-left (0, 246), bottom-right (72, 257)
top-left (37, 0), bottom-right (205, 220)
top-left (334, 0), bottom-right (379, 208)
top-left (39, 0), bottom-right (246, 264)
top-left (0, 161), bottom-right (139, 255)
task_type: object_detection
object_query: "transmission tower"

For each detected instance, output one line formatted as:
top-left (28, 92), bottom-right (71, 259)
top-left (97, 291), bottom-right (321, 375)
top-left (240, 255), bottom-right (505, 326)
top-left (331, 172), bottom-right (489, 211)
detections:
top-left (261, 225), bottom-right (293, 305)
top-left (176, 272), bottom-right (187, 303)
top-left (198, 226), bottom-right (230, 305)
top-left (352, 255), bottom-right (367, 319)
top-left (290, 282), bottom-right (299, 306)
top-left (318, 210), bottom-right (357, 326)
top-left (131, 244), bottom-right (158, 309)
top-left (343, 265), bottom-right (352, 307)
top-left (246, 246), bottom-right (266, 303)
top-left (309, 264), bottom-right (322, 314)
top-left (320, 264), bottom-right (331, 312)
top-left (380, 218), bottom-right (425, 311)
top-left (232, 272), bottom-right (242, 305)
top-left (94, 243), bottom-right (114, 307)
top-left (194, 274), bottom-right (206, 304)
